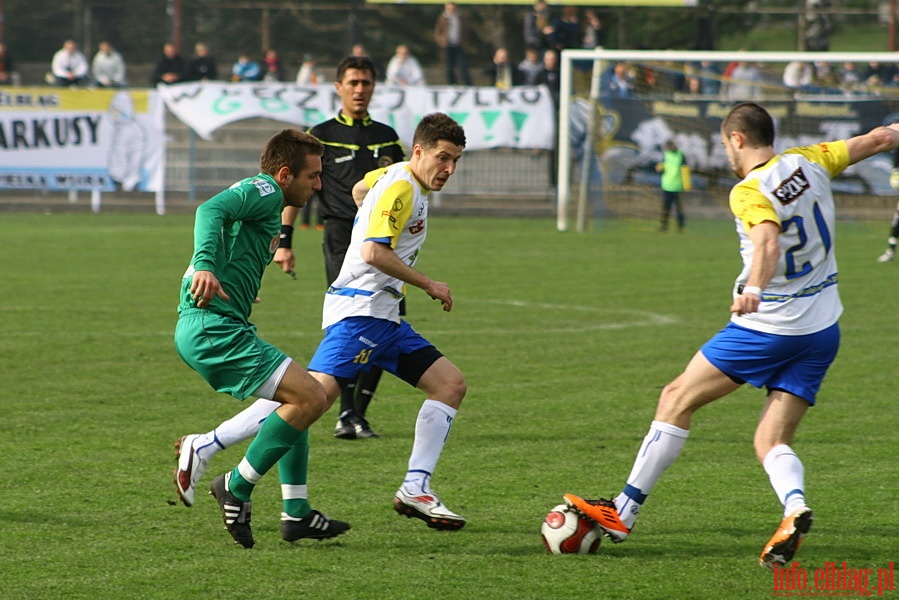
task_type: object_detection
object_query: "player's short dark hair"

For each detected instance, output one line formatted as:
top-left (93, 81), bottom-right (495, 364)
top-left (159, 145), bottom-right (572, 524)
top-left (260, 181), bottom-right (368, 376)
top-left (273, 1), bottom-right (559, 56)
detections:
top-left (413, 113), bottom-right (466, 149)
top-left (260, 129), bottom-right (324, 176)
top-left (336, 55), bottom-right (376, 82)
top-left (722, 102), bottom-right (775, 148)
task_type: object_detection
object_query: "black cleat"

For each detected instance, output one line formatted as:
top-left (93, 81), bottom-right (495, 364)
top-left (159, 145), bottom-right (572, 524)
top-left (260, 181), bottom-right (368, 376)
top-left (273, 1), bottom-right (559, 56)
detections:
top-left (281, 510), bottom-right (351, 542)
top-left (209, 473), bottom-right (254, 548)
top-left (334, 410), bottom-right (379, 439)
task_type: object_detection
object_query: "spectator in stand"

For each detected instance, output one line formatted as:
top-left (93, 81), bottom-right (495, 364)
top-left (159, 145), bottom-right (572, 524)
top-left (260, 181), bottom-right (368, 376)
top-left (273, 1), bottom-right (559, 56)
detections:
top-left (385, 44), bottom-right (425, 87)
top-left (232, 52), bottom-right (263, 82)
top-left (782, 60), bottom-right (814, 92)
top-left (351, 43), bottom-right (385, 81)
top-left (582, 10), bottom-right (605, 50)
top-left (862, 61), bottom-right (895, 88)
top-left (811, 61), bottom-right (840, 92)
top-left (0, 43), bottom-right (18, 86)
top-left (296, 53), bottom-right (323, 85)
top-left (549, 6), bottom-right (581, 54)
top-left (602, 61), bottom-right (634, 98)
top-left (725, 61), bottom-right (762, 101)
top-left (536, 48), bottom-right (561, 187)
top-left (435, 2), bottom-right (472, 86)
top-left (151, 43), bottom-right (185, 86)
top-left (518, 47), bottom-right (543, 86)
top-left (262, 48), bottom-right (285, 82)
top-left (484, 47), bottom-right (522, 89)
top-left (683, 75), bottom-right (703, 96)
top-left (185, 43), bottom-right (218, 82)
top-left (695, 60), bottom-right (722, 95)
top-left (838, 62), bottom-right (863, 93)
top-left (535, 48), bottom-right (561, 107)
top-left (523, 1), bottom-right (553, 53)
top-left (51, 40), bottom-right (90, 87)
top-left (91, 41), bottom-right (126, 88)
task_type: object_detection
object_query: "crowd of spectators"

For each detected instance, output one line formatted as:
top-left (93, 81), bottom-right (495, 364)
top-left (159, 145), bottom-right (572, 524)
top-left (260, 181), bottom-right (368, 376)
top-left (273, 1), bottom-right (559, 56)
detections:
top-left (595, 55), bottom-right (899, 101)
top-left (9, 2), bottom-right (899, 101)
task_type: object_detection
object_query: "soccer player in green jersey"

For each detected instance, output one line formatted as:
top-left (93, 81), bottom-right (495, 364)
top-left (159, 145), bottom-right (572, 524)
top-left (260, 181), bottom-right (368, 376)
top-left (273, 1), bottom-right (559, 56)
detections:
top-left (173, 129), bottom-right (349, 548)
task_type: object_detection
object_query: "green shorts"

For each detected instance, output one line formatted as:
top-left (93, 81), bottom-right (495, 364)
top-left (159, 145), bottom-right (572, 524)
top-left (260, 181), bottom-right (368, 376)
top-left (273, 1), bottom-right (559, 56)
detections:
top-left (174, 308), bottom-right (287, 400)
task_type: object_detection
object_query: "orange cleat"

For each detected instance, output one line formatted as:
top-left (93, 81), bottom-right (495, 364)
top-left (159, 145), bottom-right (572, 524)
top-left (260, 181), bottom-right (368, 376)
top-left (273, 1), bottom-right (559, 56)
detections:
top-left (760, 507), bottom-right (813, 569)
top-left (563, 493), bottom-right (630, 542)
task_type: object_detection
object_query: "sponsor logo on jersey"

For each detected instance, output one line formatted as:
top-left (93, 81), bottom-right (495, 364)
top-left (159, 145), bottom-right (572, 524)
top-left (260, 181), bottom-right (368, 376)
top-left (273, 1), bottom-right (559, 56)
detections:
top-left (269, 235), bottom-right (280, 253)
top-left (773, 168), bottom-right (810, 206)
top-left (252, 178), bottom-right (276, 196)
top-left (408, 219), bottom-right (424, 234)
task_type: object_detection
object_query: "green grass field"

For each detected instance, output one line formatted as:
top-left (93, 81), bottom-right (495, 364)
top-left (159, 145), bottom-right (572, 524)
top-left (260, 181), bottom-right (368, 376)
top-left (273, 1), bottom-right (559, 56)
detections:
top-left (1, 213), bottom-right (896, 600)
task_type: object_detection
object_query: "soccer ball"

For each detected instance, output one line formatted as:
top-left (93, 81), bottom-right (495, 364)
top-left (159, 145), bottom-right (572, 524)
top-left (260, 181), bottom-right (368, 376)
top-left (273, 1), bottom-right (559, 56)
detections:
top-left (541, 504), bottom-right (602, 554)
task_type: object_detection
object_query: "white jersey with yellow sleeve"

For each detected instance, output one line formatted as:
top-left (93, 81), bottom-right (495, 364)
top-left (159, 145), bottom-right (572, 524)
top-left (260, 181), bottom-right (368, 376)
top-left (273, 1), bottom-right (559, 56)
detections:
top-left (729, 141), bottom-right (849, 336)
top-left (321, 162), bottom-right (428, 329)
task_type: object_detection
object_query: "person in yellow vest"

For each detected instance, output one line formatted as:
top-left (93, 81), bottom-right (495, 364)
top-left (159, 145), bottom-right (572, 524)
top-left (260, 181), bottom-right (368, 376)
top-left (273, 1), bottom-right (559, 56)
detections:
top-left (656, 139), bottom-right (687, 232)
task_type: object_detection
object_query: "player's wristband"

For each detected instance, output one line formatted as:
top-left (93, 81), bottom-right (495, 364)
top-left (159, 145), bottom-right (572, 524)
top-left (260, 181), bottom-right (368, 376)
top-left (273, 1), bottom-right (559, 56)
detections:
top-left (279, 224), bottom-right (294, 249)
top-left (742, 285), bottom-right (762, 297)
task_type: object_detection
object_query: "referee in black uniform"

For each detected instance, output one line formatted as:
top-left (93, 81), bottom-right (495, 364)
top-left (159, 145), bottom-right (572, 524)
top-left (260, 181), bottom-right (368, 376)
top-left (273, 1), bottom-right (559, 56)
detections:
top-left (275, 55), bottom-right (405, 439)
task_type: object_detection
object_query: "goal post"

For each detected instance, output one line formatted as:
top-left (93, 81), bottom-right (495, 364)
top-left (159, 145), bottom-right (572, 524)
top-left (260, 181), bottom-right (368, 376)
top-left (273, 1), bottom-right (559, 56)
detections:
top-left (556, 49), bottom-right (899, 232)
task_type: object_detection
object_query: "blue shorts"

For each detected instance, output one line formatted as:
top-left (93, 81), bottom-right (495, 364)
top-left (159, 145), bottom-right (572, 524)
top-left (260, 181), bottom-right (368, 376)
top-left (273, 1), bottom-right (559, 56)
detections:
top-left (308, 317), bottom-right (441, 386)
top-left (701, 322), bottom-right (840, 405)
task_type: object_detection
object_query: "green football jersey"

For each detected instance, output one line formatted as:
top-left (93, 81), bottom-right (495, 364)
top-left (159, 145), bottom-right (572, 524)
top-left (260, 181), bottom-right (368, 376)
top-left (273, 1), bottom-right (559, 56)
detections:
top-left (178, 173), bottom-right (283, 323)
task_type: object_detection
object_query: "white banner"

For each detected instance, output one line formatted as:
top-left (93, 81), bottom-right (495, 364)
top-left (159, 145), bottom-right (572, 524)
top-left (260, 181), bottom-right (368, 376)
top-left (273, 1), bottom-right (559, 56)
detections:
top-left (0, 87), bottom-right (165, 192)
top-left (158, 82), bottom-right (555, 150)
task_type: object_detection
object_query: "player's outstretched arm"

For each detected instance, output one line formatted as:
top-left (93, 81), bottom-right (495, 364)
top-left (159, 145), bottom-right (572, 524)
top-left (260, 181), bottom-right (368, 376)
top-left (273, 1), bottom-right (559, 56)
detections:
top-left (845, 123), bottom-right (899, 166)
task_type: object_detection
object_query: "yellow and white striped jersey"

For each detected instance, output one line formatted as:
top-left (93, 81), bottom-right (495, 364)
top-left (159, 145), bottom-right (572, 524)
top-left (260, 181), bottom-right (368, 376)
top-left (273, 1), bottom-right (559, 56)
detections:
top-left (729, 141), bottom-right (849, 335)
top-left (322, 162), bottom-right (429, 328)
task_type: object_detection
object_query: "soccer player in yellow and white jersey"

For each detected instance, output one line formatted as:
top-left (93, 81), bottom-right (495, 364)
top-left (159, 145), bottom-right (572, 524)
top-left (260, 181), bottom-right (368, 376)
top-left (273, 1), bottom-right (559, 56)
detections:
top-left (565, 102), bottom-right (899, 568)
top-left (306, 113), bottom-right (469, 530)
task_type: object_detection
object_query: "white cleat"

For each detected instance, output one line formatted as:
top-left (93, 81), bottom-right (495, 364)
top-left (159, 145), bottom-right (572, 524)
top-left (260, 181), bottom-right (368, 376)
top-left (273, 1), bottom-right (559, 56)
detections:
top-left (393, 488), bottom-right (466, 530)
top-left (173, 434), bottom-right (207, 507)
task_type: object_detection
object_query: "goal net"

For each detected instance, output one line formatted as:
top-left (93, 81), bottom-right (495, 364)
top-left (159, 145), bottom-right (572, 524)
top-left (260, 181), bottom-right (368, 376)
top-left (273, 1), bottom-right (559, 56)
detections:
top-left (557, 49), bottom-right (899, 231)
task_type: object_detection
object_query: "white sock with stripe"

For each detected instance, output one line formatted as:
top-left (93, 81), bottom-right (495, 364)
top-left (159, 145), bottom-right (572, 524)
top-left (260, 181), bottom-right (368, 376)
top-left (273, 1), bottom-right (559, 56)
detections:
top-left (615, 420), bottom-right (689, 529)
top-left (403, 400), bottom-right (457, 494)
top-left (763, 444), bottom-right (808, 517)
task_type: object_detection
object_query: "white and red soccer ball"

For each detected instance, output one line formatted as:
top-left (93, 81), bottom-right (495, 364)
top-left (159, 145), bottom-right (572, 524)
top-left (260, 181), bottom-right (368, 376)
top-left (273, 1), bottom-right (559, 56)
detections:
top-left (541, 504), bottom-right (602, 554)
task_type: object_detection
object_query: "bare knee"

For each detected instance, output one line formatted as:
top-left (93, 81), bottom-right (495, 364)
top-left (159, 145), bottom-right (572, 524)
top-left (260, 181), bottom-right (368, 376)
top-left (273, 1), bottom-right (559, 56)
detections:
top-left (307, 384), bottom-right (331, 419)
top-left (654, 381), bottom-right (693, 427)
top-left (443, 376), bottom-right (467, 409)
top-left (275, 370), bottom-right (332, 427)
top-left (418, 363), bottom-right (466, 410)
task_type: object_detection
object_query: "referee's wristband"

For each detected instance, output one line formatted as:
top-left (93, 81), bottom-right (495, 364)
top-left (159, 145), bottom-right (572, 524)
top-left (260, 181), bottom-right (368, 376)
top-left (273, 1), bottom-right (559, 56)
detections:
top-left (742, 285), bottom-right (762, 297)
top-left (278, 224), bottom-right (294, 249)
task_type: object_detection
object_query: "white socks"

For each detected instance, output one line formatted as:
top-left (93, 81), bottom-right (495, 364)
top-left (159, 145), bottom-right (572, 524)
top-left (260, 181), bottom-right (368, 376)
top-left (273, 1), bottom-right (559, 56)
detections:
top-left (403, 400), bottom-right (457, 493)
top-left (195, 398), bottom-right (279, 460)
top-left (615, 420), bottom-right (689, 529)
top-left (763, 444), bottom-right (808, 517)
top-left (611, 427), bottom-right (808, 529)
